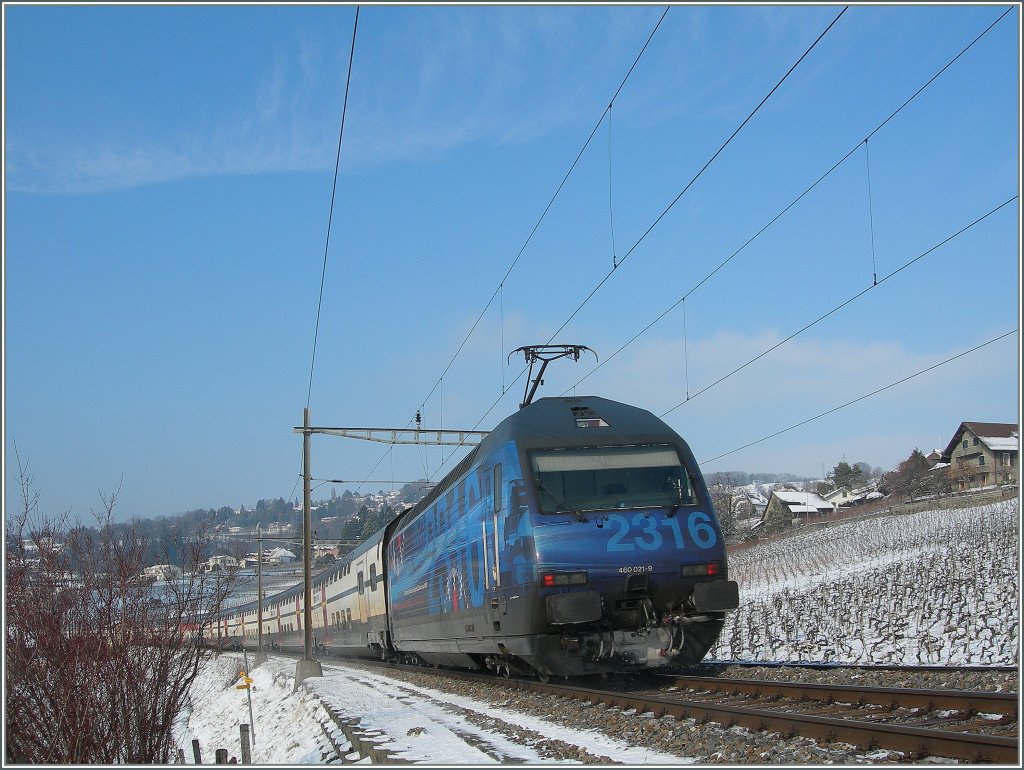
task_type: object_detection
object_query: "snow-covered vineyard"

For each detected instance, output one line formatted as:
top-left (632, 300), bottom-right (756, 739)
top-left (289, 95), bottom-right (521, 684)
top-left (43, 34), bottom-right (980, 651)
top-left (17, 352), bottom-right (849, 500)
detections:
top-left (178, 498), bottom-right (1020, 764)
top-left (711, 499), bottom-right (1019, 666)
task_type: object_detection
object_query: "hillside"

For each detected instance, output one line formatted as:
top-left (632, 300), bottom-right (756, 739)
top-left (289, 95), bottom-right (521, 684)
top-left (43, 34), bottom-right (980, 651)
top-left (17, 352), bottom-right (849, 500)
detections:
top-left (710, 498), bottom-right (1019, 666)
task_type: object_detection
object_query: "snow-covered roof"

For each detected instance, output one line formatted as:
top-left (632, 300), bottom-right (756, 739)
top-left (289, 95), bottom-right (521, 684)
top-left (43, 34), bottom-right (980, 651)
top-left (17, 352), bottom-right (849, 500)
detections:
top-left (823, 488), bottom-right (854, 502)
top-left (979, 436), bottom-right (1018, 452)
top-left (943, 422), bottom-right (1019, 459)
top-left (772, 490), bottom-right (832, 508)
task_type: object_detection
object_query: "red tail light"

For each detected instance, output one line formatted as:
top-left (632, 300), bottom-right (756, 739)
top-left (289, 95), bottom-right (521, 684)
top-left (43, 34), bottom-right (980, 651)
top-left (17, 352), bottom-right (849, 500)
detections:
top-left (541, 571), bottom-right (587, 587)
top-left (681, 562), bottom-right (721, 577)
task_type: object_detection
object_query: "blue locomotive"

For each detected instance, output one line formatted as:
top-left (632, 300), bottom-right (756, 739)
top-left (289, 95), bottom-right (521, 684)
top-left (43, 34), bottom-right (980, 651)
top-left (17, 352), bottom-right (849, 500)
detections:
top-left (208, 396), bottom-right (738, 679)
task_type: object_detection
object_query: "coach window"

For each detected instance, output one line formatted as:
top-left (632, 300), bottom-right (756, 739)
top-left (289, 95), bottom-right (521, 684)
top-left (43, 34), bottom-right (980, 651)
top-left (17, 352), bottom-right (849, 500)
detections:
top-left (370, 564), bottom-right (377, 591)
top-left (493, 464), bottom-right (503, 512)
top-left (358, 570), bottom-right (365, 595)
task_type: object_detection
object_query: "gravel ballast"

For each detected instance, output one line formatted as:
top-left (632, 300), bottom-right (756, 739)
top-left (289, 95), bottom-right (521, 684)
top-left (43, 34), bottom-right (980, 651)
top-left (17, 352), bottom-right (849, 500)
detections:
top-left (329, 659), bottom-right (1018, 764)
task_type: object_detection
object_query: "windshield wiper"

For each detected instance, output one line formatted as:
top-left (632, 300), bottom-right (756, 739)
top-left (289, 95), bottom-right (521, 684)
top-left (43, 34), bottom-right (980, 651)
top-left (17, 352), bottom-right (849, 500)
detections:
top-left (537, 481), bottom-right (587, 522)
top-left (665, 475), bottom-right (689, 518)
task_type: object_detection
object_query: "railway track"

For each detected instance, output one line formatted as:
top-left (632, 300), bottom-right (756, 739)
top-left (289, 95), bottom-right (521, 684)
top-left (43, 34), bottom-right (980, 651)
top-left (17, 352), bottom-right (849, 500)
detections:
top-left (613, 673), bottom-right (1019, 763)
top-left (241, 649), bottom-right (1019, 762)
top-left (377, 662), bottom-right (1018, 763)
top-left (651, 673), bottom-right (1018, 717)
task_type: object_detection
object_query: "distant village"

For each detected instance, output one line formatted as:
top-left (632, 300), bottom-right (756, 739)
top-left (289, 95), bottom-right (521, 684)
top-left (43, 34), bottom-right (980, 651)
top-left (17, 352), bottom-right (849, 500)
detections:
top-left (27, 420), bottom-right (1012, 580)
top-left (709, 420), bottom-right (1018, 540)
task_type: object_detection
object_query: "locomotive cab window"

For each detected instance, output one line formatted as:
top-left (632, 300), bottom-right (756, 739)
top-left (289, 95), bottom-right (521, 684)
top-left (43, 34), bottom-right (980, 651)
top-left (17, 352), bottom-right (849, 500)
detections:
top-left (531, 444), bottom-right (695, 514)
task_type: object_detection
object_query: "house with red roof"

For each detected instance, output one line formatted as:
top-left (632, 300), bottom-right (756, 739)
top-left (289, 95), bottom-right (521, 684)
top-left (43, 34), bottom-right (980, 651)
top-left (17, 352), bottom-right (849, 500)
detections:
top-left (941, 421), bottom-right (1018, 490)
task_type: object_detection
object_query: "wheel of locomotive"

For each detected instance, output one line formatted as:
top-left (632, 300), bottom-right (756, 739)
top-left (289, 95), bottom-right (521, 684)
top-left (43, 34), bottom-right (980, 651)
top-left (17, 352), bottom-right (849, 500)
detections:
top-left (674, 618), bottom-right (726, 665)
top-left (536, 670), bottom-right (552, 684)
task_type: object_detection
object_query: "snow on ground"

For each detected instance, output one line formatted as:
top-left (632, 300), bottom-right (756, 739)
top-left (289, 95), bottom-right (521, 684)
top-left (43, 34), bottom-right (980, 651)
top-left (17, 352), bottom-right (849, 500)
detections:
top-left (174, 653), bottom-right (328, 764)
top-left (177, 498), bottom-right (1019, 763)
top-left (309, 662), bottom-right (690, 764)
top-left (176, 652), bottom-right (692, 765)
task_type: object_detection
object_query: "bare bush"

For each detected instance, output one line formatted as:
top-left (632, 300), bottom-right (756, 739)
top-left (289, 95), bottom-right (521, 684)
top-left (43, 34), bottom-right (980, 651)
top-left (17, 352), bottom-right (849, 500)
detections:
top-left (4, 454), bottom-right (231, 763)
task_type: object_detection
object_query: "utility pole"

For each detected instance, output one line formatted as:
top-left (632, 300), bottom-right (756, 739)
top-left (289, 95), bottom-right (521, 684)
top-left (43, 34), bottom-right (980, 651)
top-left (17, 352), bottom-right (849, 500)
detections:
top-left (215, 571), bottom-right (222, 654)
top-left (294, 407), bottom-right (322, 689)
top-left (255, 524), bottom-right (267, 666)
top-left (287, 411), bottom-right (490, 690)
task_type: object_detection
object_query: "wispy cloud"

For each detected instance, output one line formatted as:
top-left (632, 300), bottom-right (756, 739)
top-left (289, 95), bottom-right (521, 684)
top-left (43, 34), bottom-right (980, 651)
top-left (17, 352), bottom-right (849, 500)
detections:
top-left (4, 6), bottom-right (848, 196)
top-left (5, 7), bottom-right (663, 195)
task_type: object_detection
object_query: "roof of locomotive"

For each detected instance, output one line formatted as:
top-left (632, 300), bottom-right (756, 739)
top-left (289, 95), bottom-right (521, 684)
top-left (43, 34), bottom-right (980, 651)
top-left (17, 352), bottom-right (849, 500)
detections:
top-left (481, 395), bottom-right (692, 454)
top-left (394, 396), bottom-right (689, 526)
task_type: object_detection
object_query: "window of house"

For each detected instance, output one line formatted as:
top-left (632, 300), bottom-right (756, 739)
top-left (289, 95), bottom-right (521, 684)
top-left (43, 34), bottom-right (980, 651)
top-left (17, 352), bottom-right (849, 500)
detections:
top-left (979, 455), bottom-right (986, 466)
top-left (963, 440), bottom-right (969, 450)
top-left (973, 437), bottom-right (980, 446)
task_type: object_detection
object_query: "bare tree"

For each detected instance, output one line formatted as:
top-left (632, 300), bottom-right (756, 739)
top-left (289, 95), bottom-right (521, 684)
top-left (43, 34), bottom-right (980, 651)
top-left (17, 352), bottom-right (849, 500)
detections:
top-left (4, 452), bottom-right (230, 763)
top-left (708, 473), bottom-right (739, 540)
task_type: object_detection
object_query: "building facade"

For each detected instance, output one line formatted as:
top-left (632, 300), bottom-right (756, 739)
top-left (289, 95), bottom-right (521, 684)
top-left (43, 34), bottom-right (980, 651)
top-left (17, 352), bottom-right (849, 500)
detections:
top-left (942, 421), bottom-right (1018, 490)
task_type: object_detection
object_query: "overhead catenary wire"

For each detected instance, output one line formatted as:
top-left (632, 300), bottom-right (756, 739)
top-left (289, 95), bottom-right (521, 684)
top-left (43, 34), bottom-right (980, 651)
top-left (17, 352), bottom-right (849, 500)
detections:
top-left (545, 6), bottom-right (849, 344)
top-left (410, 6), bottom-right (671, 419)
top-left (563, 5), bottom-right (1015, 395)
top-left (400, 6), bottom-right (850, 490)
top-left (864, 139), bottom-right (879, 286)
top-left (608, 103), bottom-right (618, 269)
top-left (698, 330), bottom-right (1018, 467)
top-left (306, 6), bottom-right (360, 410)
top-left (349, 7), bottom-right (672, 492)
top-left (659, 195), bottom-right (1017, 418)
top-left (359, 5), bottom-right (1013, 497)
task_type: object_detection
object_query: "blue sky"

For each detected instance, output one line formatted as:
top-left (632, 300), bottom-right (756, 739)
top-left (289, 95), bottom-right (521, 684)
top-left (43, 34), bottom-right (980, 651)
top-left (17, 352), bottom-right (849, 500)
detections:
top-left (4, 4), bottom-right (1020, 522)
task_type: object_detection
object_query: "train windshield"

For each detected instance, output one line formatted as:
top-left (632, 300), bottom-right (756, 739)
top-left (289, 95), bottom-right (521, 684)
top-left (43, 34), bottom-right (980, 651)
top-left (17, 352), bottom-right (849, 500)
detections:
top-left (531, 444), bottom-right (696, 514)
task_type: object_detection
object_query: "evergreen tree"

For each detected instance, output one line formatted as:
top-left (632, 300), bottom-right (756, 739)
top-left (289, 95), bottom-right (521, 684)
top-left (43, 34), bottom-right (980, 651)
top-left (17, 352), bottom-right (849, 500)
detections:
top-left (826, 460), bottom-right (863, 492)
